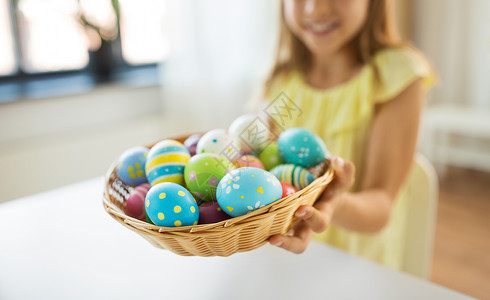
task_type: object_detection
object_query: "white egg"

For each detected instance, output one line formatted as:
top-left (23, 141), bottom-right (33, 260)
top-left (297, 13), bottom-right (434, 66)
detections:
top-left (229, 114), bottom-right (271, 153)
top-left (196, 129), bottom-right (241, 161)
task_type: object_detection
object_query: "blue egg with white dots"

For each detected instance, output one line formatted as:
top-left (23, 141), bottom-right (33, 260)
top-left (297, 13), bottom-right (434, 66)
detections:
top-left (116, 146), bottom-right (149, 186)
top-left (277, 128), bottom-right (329, 168)
top-left (145, 182), bottom-right (199, 227)
top-left (216, 167), bottom-right (282, 217)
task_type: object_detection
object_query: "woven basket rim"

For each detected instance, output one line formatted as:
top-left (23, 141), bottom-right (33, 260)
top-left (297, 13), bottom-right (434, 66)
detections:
top-left (102, 160), bottom-right (333, 234)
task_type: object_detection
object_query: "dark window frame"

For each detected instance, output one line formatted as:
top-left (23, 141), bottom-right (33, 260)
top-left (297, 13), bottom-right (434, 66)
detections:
top-left (0, 0), bottom-right (160, 103)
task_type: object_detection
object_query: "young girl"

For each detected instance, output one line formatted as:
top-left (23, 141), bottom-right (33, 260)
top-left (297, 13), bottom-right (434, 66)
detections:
top-left (264, 0), bottom-right (434, 270)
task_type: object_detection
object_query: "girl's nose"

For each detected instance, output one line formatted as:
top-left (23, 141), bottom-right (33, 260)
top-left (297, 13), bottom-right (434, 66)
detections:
top-left (304, 0), bottom-right (332, 16)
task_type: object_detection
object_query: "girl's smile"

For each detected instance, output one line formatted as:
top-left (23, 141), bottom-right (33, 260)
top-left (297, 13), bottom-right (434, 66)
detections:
top-left (284, 0), bottom-right (369, 57)
top-left (305, 21), bottom-right (340, 36)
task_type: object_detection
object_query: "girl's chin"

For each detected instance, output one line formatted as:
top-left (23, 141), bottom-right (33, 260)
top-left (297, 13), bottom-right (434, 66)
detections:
top-left (307, 43), bottom-right (342, 57)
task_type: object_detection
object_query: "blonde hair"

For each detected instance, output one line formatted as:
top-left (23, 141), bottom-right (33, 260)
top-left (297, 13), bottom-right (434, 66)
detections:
top-left (264, 0), bottom-right (405, 95)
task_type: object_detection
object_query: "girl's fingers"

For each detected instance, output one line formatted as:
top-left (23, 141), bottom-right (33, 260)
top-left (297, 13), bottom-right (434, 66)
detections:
top-left (269, 222), bottom-right (312, 254)
top-left (295, 205), bottom-right (330, 233)
top-left (322, 157), bottom-right (355, 200)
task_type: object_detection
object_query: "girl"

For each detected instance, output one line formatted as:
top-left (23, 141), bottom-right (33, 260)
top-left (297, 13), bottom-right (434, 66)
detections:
top-left (264, 0), bottom-right (434, 270)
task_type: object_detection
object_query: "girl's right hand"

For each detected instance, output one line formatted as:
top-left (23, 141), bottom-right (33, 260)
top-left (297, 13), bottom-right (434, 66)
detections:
top-left (269, 157), bottom-right (355, 253)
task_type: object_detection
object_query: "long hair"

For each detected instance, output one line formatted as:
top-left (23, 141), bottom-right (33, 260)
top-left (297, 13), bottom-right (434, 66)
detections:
top-left (263, 0), bottom-right (405, 95)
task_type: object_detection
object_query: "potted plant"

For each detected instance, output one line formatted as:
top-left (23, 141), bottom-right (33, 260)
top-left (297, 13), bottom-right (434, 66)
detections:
top-left (78, 0), bottom-right (120, 82)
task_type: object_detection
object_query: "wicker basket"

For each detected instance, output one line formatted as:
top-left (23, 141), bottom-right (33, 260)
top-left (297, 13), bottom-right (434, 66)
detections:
top-left (102, 133), bottom-right (334, 257)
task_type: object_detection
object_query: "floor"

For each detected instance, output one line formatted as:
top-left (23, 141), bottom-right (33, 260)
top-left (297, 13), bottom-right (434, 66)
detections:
top-left (430, 167), bottom-right (490, 299)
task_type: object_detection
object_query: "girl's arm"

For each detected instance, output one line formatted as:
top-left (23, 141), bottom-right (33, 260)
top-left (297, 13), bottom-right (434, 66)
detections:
top-left (269, 78), bottom-right (426, 253)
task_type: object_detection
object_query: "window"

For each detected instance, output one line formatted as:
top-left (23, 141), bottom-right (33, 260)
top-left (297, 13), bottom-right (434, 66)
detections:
top-left (0, 0), bottom-right (169, 102)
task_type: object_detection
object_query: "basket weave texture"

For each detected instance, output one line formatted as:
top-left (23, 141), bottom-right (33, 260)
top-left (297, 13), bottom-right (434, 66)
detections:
top-left (102, 133), bottom-right (334, 257)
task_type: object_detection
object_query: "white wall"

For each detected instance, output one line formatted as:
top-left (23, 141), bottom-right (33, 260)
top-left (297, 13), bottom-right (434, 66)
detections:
top-left (0, 85), bottom-right (168, 202)
top-left (413, 0), bottom-right (490, 108)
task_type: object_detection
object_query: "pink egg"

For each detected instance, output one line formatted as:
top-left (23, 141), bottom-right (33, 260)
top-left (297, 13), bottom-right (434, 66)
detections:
top-left (184, 134), bottom-right (202, 156)
top-left (280, 181), bottom-right (297, 198)
top-left (126, 183), bottom-right (151, 220)
top-left (233, 154), bottom-right (265, 169)
top-left (198, 202), bottom-right (231, 224)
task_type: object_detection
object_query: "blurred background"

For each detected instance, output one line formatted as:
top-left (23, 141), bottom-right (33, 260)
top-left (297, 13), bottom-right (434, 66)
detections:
top-left (0, 0), bottom-right (488, 298)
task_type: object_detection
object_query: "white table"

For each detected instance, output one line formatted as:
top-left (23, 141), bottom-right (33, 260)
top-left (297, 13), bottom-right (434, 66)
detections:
top-left (0, 178), bottom-right (472, 300)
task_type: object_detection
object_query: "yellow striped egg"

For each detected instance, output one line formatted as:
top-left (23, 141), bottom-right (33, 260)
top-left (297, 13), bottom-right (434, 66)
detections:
top-left (145, 140), bottom-right (191, 186)
top-left (270, 164), bottom-right (315, 190)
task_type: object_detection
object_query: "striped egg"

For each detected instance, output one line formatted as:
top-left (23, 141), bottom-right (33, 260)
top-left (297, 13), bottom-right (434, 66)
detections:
top-left (126, 183), bottom-right (151, 220)
top-left (270, 164), bottom-right (315, 190)
top-left (145, 140), bottom-right (191, 186)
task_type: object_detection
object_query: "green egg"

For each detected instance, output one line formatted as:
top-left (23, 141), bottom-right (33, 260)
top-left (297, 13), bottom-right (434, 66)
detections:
top-left (184, 153), bottom-right (236, 202)
top-left (259, 142), bottom-right (284, 171)
top-left (145, 210), bottom-right (154, 225)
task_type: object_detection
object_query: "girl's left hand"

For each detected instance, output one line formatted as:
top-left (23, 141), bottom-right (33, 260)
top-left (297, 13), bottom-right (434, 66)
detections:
top-left (268, 157), bottom-right (355, 253)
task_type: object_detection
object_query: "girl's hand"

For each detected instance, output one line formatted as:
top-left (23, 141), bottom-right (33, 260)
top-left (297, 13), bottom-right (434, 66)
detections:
top-left (268, 157), bottom-right (355, 253)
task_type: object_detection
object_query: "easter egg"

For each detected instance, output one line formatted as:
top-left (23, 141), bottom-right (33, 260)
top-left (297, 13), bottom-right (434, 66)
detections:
top-left (270, 164), bottom-right (315, 190)
top-left (145, 183), bottom-right (199, 227)
top-left (233, 154), bottom-right (265, 170)
top-left (228, 114), bottom-right (271, 153)
top-left (116, 146), bottom-right (149, 186)
top-left (277, 128), bottom-right (329, 168)
top-left (145, 210), bottom-right (154, 225)
top-left (196, 129), bottom-right (241, 161)
top-left (217, 167), bottom-right (282, 217)
top-left (145, 140), bottom-right (190, 186)
top-left (280, 181), bottom-right (297, 198)
top-left (259, 142), bottom-right (284, 171)
top-left (184, 134), bottom-right (202, 156)
top-left (198, 201), bottom-right (231, 224)
top-left (126, 183), bottom-right (151, 220)
top-left (184, 153), bottom-right (236, 202)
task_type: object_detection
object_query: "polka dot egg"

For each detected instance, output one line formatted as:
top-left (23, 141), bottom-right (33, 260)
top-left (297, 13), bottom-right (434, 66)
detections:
top-left (217, 167), bottom-right (282, 217)
top-left (145, 140), bottom-right (190, 186)
top-left (145, 182), bottom-right (199, 227)
top-left (184, 153), bottom-right (236, 202)
top-left (196, 129), bottom-right (241, 161)
top-left (280, 181), bottom-right (297, 198)
top-left (270, 164), bottom-right (315, 190)
top-left (116, 146), bottom-right (149, 186)
top-left (277, 128), bottom-right (329, 168)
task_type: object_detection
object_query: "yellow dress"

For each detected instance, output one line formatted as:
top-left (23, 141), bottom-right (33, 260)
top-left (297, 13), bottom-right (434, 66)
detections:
top-left (264, 47), bottom-right (434, 270)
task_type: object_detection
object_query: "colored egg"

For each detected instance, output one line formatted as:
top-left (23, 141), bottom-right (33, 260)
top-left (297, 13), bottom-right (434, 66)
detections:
top-left (145, 210), bottom-right (154, 225)
top-left (228, 114), bottom-right (271, 153)
top-left (277, 128), bottom-right (329, 168)
top-left (184, 134), bottom-right (202, 156)
top-left (116, 146), bottom-right (149, 186)
top-left (184, 153), bottom-right (236, 202)
top-left (145, 183), bottom-right (199, 227)
top-left (198, 201), bottom-right (231, 224)
top-left (259, 142), bottom-right (284, 171)
top-left (270, 164), bottom-right (315, 190)
top-left (233, 154), bottom-right (265, 170)
top-left (126, 183), bottom-right (151, 220)
top-left (280, 181), bottom-right (298, 198)
top-left (216, 167), bottom-right (282, 217)
top-left (145, 140), bottom-right (190, 186)
top-left (196, 129), bottom-right (241, 161)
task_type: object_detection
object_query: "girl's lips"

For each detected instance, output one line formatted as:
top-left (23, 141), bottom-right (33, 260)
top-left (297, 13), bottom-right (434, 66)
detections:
top-left (305, 22), bottom-right (339, 36)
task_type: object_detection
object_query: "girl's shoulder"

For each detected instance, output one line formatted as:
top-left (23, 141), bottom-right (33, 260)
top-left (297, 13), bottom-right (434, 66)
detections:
top-left (372, 46), bottom-right (435, 103)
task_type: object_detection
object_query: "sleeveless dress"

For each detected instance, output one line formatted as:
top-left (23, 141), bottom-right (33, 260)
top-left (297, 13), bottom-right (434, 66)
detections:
top-left (264, 47), bottom-right (434, 270)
